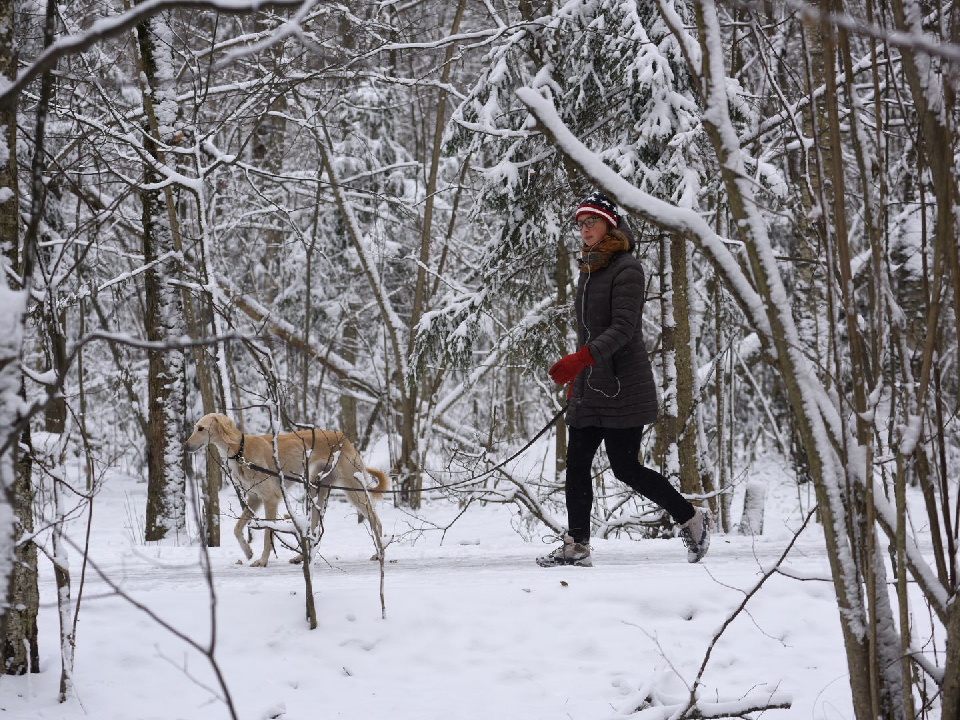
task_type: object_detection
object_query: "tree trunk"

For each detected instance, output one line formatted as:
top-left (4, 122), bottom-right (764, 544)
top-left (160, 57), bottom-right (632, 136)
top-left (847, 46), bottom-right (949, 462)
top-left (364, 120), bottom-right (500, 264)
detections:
top-left (712, 276), bottom-right (725, 524)
top-left (52, 476), bottom-right (75, 701)
top-left (887, 2), bottom-right (960, 712)
top-left (944, 596), bottom-right (960, 720)
top-left (0, 427), bottom-right (39, 676)
top-left (0, 0), bottom-right (14, 264)
top-left (738, 480), bottom-right (765, 536)
top-left (339, 311), bottom-right (360, 443)
top-left (0, 0), bottom-right (42, 675)
top-left (654, 235), bottom-right (678, 479)
top-left (136, 11), bottom-right (188, 542)
top-left (402, 0), bottom-right (468, 509)
top-left (791, 1), bottom-right (828, 498)
top-left (40, 183), bottom-right (67, 434)
top-left (251, 92), bottom-right (288, 299)
top-left (670, 233), bottom-right (703, 502)
top-left (554, 218), bottom-right (571, 482)
top-left (191, 177), bottom-right (232, 546)
top-left (0, 0), bottom-right (21, 636)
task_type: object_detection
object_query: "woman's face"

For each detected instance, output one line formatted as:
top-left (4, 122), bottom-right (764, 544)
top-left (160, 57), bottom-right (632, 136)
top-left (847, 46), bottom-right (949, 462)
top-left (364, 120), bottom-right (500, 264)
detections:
top-left (578, 214), bottom-right (610, 247)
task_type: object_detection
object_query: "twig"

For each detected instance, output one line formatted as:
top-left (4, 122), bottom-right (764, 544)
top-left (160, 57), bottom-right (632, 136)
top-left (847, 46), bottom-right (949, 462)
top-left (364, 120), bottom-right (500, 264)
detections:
top-left (683, 506), bottom-right (818, 713)
top-left (61, 536), bottom-right (239, 720)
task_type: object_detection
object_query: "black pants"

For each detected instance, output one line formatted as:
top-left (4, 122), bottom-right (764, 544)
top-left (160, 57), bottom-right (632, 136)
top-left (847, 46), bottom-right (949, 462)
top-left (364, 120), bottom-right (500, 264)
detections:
top-left (565, 425), bottom-right (695, 544)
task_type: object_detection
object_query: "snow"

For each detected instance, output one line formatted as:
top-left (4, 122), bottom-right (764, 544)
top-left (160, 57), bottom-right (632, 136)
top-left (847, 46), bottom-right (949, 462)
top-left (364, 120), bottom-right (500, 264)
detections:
top-left (7, 452), bottom-right (940, 720)
top-left (0, 281), bottom-right (26, 645)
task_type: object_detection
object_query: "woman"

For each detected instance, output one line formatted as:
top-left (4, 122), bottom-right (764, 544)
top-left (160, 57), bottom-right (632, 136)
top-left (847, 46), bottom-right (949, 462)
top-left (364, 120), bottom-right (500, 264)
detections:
top-left (537, 191), bottom-right (710, 567)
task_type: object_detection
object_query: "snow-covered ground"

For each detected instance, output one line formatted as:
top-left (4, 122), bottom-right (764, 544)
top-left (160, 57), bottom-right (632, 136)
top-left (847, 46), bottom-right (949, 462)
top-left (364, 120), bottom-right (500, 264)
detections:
top-left (2, 451), bottom-right (916, 719)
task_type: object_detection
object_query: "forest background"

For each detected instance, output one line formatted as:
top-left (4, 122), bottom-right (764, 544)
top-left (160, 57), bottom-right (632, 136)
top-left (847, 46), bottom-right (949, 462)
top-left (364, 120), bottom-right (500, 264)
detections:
top-left (1, 0), bottom-right (959, 718)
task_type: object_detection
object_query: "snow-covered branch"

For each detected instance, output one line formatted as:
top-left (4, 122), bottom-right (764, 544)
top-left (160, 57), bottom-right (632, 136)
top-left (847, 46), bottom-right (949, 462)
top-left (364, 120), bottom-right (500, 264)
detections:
top-left (0, 0), bottom-right (310, 109)
top-left (514, 88), bottom-right (774, 349)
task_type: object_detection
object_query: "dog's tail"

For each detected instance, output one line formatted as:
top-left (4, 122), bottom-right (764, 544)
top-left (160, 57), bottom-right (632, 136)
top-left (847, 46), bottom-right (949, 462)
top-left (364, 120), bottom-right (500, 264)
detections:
top-left (365, 467), bottom-right (390, 496)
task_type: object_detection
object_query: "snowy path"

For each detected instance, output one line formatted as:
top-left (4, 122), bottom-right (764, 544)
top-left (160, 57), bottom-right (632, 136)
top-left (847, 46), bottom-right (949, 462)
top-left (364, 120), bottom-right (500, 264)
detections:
top-left (57, 533), bottom-right (829, 593)
top-left (5, 472), bottom-right (875, 720)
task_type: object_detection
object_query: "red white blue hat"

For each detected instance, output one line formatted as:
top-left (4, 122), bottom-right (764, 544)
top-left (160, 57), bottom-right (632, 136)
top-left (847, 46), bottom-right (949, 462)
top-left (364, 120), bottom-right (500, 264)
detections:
top-left (575, 191), bottom-right (621, 227)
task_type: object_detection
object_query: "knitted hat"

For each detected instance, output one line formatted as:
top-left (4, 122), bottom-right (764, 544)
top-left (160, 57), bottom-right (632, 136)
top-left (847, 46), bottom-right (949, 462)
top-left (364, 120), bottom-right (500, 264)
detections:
top-left (575, 191), bottom-right (621, 228)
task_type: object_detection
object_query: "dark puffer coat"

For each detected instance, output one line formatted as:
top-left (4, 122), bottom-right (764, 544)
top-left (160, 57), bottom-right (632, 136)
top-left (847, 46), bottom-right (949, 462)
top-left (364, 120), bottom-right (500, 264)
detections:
top-left (566, 248), bottom-right (659, 429)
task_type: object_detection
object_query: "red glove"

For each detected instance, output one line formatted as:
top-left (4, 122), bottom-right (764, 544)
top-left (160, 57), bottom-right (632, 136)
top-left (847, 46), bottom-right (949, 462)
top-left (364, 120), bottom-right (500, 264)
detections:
top-left (549, 345), bottom-right (595, 385)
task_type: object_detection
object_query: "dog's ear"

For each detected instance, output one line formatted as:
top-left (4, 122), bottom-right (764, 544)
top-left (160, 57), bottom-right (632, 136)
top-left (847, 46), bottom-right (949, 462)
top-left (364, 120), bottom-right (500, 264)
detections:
top-left (211, 414), bottom-right (227, 435)
top-left (212, 413), bottom-right (236, 438)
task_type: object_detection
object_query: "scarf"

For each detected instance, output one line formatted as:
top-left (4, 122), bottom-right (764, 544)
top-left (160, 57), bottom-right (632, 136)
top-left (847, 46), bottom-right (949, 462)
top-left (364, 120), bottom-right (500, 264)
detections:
top-left (578, 229), bottom-right (630, 273)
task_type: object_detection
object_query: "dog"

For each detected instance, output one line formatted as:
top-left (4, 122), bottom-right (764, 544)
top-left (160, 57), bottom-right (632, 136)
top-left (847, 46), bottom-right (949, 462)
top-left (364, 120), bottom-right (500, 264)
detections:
top-left (184, 413), bottom-right (389, 567)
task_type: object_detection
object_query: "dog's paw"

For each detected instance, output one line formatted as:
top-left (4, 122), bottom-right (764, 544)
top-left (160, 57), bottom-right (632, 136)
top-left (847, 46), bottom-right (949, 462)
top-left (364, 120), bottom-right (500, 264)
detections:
top-left (288, 555), bottom-right (304, 565)
top-left (250, 558), bottom-right (268, 568)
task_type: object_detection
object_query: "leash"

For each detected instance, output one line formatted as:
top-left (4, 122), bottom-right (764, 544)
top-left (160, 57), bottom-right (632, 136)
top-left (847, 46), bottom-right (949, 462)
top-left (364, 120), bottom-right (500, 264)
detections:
top-left (419, 401), bottom-right (568, 494)
top-left (220, 403), bottom-right (569, 496)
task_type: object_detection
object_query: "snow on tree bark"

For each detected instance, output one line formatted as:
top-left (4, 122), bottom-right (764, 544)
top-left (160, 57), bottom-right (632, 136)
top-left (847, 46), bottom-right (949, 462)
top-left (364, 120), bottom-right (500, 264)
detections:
top-left (867, 534), bottom-right (906, 718)
top-left (137, 10), bottom-right (187, 542)
top-left (0, 286), bottom-right (39, 676)
top-left (0, 184), bottom-right (38, 680)
top-left (671, 232), bottom-right (701, 500)
top-left (0, 0), bottom-right (18, 624)
top-left (0, 0), bottom-right (39, 672)
top-left (737, 480), bottom-right (765, 536)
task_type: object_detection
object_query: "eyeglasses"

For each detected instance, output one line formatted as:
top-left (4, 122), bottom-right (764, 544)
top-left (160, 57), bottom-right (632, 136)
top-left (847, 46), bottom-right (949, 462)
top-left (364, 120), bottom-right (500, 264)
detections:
top-left (573, 216), bottom-right (601, 230)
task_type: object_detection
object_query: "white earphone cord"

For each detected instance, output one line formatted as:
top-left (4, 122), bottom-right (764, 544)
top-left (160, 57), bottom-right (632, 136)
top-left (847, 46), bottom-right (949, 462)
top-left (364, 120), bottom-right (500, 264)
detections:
top-left (581, 240), bottom-right (621, 399)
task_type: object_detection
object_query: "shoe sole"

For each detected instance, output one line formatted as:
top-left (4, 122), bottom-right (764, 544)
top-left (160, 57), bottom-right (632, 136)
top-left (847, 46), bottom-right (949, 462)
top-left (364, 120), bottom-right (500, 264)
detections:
top-left (688, 510), bottom-right (712, 563)
top-left (536, 557), bottom-right (592, 568)
top-left (688, 542), bottom-right (709, 563)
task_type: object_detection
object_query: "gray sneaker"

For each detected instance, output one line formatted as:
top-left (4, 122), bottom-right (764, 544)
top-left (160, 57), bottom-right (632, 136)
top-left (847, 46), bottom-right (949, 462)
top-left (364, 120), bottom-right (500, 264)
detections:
top-left (536, 533), bottom-right (592, 567)
top-left (679, 508), bottom-right (710, 563)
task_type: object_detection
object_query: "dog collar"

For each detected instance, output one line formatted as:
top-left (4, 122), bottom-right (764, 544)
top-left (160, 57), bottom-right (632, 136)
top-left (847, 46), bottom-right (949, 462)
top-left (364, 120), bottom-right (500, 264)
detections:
top-left (228, 434), bottom-right (245, 462)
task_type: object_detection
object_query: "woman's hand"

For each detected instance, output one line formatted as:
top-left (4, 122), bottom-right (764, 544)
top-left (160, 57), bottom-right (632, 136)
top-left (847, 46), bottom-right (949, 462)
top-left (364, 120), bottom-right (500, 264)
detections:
top-left (549, 345), bottom-right (595, 385)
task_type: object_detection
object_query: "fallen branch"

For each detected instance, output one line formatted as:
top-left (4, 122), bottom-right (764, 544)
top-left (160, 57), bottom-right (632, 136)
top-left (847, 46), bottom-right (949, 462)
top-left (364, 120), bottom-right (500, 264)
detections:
top-left (682, 507), bottom-right (818, 713)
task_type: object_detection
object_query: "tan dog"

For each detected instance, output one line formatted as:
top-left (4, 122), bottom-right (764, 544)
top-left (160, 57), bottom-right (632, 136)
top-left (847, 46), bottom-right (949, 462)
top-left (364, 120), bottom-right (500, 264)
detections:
top-left (185, 413), bottom-right (389, 567)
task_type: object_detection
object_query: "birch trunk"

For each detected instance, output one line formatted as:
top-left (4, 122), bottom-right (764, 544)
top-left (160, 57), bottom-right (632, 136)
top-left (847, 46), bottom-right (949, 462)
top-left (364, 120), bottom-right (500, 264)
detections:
top-left (53, 477), bottom-right (74, 701)
top-left (0, 199), bottom-right (37, 676)
top-left (0, 0), bottom-right (43, 673)
top-left (0, 426), bottom-right (38, 676)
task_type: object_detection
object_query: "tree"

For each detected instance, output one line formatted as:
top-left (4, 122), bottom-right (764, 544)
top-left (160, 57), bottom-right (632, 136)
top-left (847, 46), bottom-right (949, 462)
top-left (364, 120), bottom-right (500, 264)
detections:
top-left (136, 10), bottom-right (189, 541)
top-left (0, 0), bottom-right (45, 676)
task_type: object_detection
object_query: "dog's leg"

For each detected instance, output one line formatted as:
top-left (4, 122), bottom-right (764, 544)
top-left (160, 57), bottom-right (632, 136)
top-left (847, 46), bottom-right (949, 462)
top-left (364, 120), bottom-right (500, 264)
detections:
top-left (341, 468), bottom-right (384, 562)
top-left (251, 498), bottom-right (277, 568)
top-left (366, 504), bottom-right (385, 562)
top-left (290, 484), bottom-right (330, 564)
top-left (234, 495), bottom-right (261, 561)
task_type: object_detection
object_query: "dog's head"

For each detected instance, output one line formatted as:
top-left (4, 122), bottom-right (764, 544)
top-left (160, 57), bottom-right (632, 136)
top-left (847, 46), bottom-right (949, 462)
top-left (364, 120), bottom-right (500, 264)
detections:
top-left (184, 413), bottom-right (240, 452)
